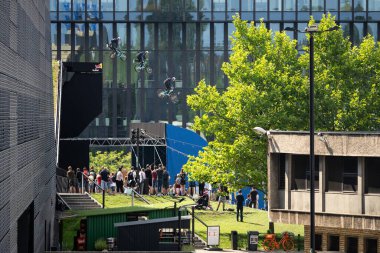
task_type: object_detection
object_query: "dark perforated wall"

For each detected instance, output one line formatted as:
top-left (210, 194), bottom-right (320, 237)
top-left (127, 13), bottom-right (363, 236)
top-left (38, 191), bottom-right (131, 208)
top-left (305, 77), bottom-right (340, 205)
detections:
top-left (0, 0), bottom-right (56, 252)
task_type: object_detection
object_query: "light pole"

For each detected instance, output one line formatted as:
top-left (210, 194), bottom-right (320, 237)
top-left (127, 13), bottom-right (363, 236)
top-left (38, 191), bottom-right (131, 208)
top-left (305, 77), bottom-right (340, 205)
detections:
top-left (284, 24), bottom-right (338, 253)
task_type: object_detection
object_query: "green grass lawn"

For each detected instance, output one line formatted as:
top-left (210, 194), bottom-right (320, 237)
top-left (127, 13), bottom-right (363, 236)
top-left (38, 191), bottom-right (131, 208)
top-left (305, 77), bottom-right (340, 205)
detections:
top-left (62, 217), bottom-right (81, 251)
top-left (68, 193), bottom-right (304, 250)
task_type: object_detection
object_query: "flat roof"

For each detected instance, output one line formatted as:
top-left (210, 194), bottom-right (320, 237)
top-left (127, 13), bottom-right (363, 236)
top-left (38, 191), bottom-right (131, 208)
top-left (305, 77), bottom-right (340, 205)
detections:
top-left (268, 130), bottom-right (380, 136)
top-left (73, 206), bottom-right (165, 217)
top-left (114, 215), bottom-right (192, 227)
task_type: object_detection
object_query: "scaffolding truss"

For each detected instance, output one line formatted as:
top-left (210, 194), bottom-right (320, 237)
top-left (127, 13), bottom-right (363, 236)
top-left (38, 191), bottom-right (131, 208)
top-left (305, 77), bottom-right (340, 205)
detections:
top-left (60, 137), bottom-right (166, 147)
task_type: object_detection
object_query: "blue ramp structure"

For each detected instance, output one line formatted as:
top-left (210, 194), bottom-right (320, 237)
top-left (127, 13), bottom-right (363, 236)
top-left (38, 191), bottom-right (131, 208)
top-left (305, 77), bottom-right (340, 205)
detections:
top-left (165, 124), bottom-right (208, 185)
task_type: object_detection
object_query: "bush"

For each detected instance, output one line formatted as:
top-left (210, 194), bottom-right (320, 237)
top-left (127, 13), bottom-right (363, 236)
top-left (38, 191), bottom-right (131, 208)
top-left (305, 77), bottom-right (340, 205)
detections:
top-left (94, 238), bottom-right (107, 251)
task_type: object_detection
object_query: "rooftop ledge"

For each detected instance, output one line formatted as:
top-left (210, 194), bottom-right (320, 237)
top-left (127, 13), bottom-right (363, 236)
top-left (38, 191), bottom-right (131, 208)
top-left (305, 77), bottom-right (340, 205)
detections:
top-left (270, 209), bottom-right (380, 219)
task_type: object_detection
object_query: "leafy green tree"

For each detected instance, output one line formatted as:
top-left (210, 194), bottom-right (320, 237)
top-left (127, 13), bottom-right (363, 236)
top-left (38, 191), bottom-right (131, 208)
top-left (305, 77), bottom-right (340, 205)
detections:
top-left (89, 150), bottom-right (131, 173)
top-left (184, 14), bottom-right (379, 191)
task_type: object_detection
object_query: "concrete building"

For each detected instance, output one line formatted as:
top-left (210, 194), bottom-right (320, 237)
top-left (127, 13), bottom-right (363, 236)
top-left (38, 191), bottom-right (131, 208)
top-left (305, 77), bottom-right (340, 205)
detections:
top-left (267, 131), bottom-right (380, 252)
top-left (0, 0), bottom-right (56, 252)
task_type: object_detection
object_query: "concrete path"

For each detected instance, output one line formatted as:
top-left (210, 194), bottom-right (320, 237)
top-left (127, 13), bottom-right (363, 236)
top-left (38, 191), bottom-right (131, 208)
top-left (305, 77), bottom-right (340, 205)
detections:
top-left (195, 249), bottom-right (304, 253)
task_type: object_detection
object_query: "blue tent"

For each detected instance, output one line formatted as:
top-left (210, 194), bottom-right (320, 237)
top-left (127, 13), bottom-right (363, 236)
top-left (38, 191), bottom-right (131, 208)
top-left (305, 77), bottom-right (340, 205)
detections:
top-left (165, 124), bottom-right (267, 210)
top-left (165, 124), bottom-right (207, 185)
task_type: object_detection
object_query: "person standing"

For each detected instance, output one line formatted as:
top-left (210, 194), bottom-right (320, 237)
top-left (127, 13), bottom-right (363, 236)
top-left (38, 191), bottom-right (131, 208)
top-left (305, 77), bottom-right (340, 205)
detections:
top-left (67, 166), bottom-right (76, 193)
top-left (88, 167), bottom-right (95, 193)
top-left (145, 165), bottom-right (152, 195)
top-left (157, 165), bottom-right (163, 195)
top-left (249, 186), bottom-right (259, 208)
top-left (139, 168), bottom-right (146, 194)
top-left (100, 167), bottom-right (110, 193)
top-left (76, 168), bottom-right (82, 193)
top-left (179, 168), bottom-right (186, 196)
top-left (216, 184), bottom-right (228, 211)
top-left (109, 172), bottom-right (116, 194)
top-left (116, 166), bottom-right (124, 193)
top-left (152, 166), bottom-right (158, 194)
top-left (162, 167), bottom-right (170, 195)
top-left (127, 167), bottom-right (136, 188)
top-left (236, 190), bottom-right (244, 222)
top-left (82, 166), bottom-right (89, 192)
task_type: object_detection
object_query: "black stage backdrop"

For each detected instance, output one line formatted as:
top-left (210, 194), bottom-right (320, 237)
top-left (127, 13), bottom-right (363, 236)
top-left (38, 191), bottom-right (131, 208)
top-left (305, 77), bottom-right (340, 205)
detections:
top-left (58, 62), bottom-right (102, 170)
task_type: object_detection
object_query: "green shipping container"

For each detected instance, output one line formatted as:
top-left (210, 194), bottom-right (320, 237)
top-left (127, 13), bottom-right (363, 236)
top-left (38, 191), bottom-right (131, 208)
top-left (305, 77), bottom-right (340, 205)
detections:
top-left (87, 213), bottom-right (127, 251)
top-left (85, 207), bottom-right (184, 250)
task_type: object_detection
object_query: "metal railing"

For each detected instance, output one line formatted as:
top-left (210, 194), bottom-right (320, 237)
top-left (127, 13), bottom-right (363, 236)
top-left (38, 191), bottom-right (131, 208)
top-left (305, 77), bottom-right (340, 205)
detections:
top-left (79, 171), bottom-right (105, 209)
top-left (56, 193), bottom-right (71, 210)
top-left (178, 204), bottom-right (198, 250)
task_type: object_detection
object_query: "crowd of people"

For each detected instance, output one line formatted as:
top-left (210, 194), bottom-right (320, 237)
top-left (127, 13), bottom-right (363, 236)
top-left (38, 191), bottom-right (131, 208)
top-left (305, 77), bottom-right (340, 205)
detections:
top-left (66, 164), bottom-right (191, 196)
top-left (67, 165), bottom-right (264, 218)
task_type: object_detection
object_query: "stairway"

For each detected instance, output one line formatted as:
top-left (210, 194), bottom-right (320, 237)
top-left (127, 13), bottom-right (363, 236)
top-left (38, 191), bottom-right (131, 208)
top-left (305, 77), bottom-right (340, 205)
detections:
top-left (58, 193), bottom-right (102, 210)
top-left (193, 234), bottom-right (207, 249)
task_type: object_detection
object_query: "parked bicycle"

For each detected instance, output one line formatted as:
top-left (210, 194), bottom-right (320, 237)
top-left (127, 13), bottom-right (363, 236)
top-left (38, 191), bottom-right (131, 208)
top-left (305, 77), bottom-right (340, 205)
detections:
top-left (262, 231), bottom-right (295, 251)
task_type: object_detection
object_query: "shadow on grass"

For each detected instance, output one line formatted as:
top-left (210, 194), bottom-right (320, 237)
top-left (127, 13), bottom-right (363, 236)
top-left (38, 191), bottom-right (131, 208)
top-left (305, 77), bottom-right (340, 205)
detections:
top-left (242, 221), bottom-right (264, 226)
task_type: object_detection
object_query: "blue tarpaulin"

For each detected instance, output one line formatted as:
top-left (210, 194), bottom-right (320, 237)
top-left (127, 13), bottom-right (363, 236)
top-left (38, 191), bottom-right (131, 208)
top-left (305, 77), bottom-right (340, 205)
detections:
top-left (165, 124), bottom-right (208, 185)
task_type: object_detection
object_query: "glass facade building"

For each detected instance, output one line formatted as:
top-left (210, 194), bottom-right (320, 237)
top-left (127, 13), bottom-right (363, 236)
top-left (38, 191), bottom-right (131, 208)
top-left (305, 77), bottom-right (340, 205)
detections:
top-left (51, 0), bottom-right (380, 138)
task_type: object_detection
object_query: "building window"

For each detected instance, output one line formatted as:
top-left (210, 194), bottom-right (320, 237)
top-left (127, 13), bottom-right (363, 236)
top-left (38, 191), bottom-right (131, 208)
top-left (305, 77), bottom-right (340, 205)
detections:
top-left (242, 0), bottom-right (253, 11)
top-left (256, 0), bottom-right (267, 11)
top-left (368, 23), bottom-right (378, 41)
top-left (326, 0), bottom-right (338, 11)
top-left (341, 0), bottom-right (352, 11)
top-left (270, 0), bottom-right (281, 11)
top-left (346, 237), bottom-right (358, 253)
top-left (312, 0), bottom-right (324, 11)
top-left (284, 0), bottom-right (295, 11)
top-left (368, 0), bottom-right (380, 11)
top-left (326, 156), bottom-right (357, 192)
top-left (213, 0), bottom-right (225, 11)
top-left (297, 0), bottom-right (309, 11)
top-left (354, 0), bottom-right (366, 11)
top-left (365, 238), bottom-right (378, 253)
top-left (292, 155), bottom-right (319, 190)
top-left (365, 157), bottom-right (380, 194)
top-left (328, 235), bottom-right (340, 251)
top-left (353, 23), bottom-right (364, 45)
top-left (278, 154), bottom-right (285, 190)
top-left (315, 234), bottom-right (322, 251)
top-left (227, 0), bottom-right (239, 11)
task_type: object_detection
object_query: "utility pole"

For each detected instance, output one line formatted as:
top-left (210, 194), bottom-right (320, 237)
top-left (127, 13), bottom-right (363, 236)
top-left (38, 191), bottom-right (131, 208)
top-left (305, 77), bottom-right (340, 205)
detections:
top-left (131, 128), bottom-right (145, 169)
top-left (136, 127), bottom-right (140, 169)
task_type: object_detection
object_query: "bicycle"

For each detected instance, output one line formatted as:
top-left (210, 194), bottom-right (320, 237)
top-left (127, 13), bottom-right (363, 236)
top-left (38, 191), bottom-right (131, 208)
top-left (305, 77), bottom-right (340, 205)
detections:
top-left (133, 59), bottom-right (152, 74)
top-left (262, 231), bottom-right (295, 251)
top-left (157, 89), bottom-right (179, 104)
top-left (106, 44), bottom-right (127, 61)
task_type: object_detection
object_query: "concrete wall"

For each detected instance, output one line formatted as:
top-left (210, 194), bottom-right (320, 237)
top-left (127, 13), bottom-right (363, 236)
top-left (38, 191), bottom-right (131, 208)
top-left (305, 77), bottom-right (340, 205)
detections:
top-left (365, 195), bottom-right (380, 215)
top-left (0, 0), bottom-right (56, 252)
top-left (325, 192), bottom-right (361, 214)
top-left (268, 132), bottom-right (380, 157)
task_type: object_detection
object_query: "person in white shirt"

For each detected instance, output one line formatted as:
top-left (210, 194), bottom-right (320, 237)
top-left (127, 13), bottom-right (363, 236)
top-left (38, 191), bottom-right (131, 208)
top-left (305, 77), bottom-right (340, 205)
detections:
top-left (116, 166), bottom-right (124, 193)
top-left (139, 169), bottom-right (146, 194)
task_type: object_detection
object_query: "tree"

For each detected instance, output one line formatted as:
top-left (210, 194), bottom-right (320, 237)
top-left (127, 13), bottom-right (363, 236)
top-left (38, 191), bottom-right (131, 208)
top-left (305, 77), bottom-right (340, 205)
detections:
top-left (89, 150), bottom-right (131, 173)
top-left (184, 14), bottom-right (380, 191)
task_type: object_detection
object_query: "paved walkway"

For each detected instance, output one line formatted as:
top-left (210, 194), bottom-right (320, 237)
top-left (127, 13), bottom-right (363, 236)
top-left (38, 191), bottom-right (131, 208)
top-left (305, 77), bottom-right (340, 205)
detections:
top-left (195, 249), bottom-right (303, 253)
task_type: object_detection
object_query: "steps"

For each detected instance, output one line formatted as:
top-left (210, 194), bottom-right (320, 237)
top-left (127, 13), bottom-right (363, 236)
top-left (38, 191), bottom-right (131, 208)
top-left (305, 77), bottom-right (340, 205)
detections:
top-left (58, 193), bottom-right (102, 210)
top-left (193, 234), bottom-right (207, 249)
